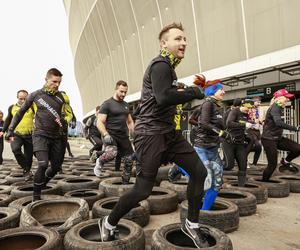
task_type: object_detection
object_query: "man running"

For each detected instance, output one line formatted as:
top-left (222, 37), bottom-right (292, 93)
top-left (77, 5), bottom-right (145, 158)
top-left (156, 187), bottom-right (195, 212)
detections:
top-left (261, 89), bottom-right (300, 181)
top-left (98, 23), bottom-right (208, 248)
top-left (2, 90), bottom-right (35, 180)
top-left (5, 68), bottom-right (73, 201)
top-left (94, 80), bottom-right (135, 184)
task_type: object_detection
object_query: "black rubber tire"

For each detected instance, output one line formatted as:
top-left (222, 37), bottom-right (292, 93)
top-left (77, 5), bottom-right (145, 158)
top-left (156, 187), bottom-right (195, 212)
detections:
top-left (72, 167), bottom-right (94, 176)
top-left (71, 161), bottom-right (93, 167)
top-left (155, 165), bottom-right (173, 186)
top-left (0, 185), bottom-right (13, 195)
top-left (0, 194), bottom-right (15, 207)
top-left (0, 171), bottom-right (11, 176)
top-left (49, 174), bottom-right (77, 184)
top-left (80, 171), bottom-right (111, 179)
top-left (252, 177), bottom-right (290, 198)
top-left (151, 222), bottom-right (233, 250)
top-left (4, 174), bottom-right (26, 184)
top-left (9, 195), bottom-right (63, 211)
top-left (218, 189), bottom-right (257, 216)
top-left (223, 181), bottom-right (268, 204)
top-left (57, 176), bottom-right (100, 194)
top-left (147, 187), bottom-right (178, 215)
top-left (92, 197), bottom-right (150, 227)
top-left (11, 183), bottom-right (61, 198)
top-left (0, 207), bottom-right (20, 231)
top-left (223, 169), bottom-right (238, 176)
top-left (20, 198), bottom-right (89, 236)
top-left (63, 218), bottom-right (145, 250)
top-left (99, 177), bottom-right (136, 197)
top-left (0, 179), bottom-right (8, 185)
top-left (160, 177), bottom-right (188, 202)
top-left (274, 175), bottom-right (300, 193)
top-left (180, 198), bottom-right (239, 233)
top-left (223, 175), bottom-right (238, 183)
top-left (11, 181), bottom-right (34, 187)
top-left (274, 163), bottom-right (300, 176)
top-left (64, 189), bottom-right (105, 210)
top-left (0, 226), bottom-right (62, 250)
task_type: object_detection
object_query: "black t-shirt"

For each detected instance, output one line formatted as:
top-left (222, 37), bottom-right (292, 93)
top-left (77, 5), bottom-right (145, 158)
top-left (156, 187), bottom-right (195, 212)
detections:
top-left (99, 97), bottom-right (129, 136)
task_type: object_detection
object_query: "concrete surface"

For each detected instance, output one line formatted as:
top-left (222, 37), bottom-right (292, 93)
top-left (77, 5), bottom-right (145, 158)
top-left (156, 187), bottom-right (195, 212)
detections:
top-left (2, 138), bottom-right (300, 250)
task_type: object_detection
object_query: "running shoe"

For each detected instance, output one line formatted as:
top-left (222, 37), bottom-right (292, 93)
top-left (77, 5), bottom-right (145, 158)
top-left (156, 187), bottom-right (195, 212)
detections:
top-left (98, 216), bottom-right (118, 242)
top-left (90, 151), bottom-right (98, 163)
top-left (181, 219), bottom-right (210, 248)
top-left (94, 158), bottom-right (103, 177)
top-left (24, 170), bottom-right (33, 182)
top-left (168, 165), bottom-right (182, 182)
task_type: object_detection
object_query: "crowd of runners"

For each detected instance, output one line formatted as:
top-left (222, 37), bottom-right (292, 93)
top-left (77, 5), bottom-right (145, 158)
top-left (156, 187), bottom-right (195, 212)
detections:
top-left (1, 22), bottom-right (300, 248)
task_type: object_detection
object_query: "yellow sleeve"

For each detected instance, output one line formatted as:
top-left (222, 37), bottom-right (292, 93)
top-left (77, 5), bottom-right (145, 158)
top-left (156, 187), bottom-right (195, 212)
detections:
top-left (61, 93), bottom-right (73, 123)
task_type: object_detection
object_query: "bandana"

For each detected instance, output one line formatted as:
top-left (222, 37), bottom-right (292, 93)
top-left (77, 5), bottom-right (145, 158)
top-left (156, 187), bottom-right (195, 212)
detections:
top-left (43, 83), bottom-right (57, 96)
top-left (204, 82), bottom-right (223, 96)
top-left (160, 49), bottom-right (181, 69)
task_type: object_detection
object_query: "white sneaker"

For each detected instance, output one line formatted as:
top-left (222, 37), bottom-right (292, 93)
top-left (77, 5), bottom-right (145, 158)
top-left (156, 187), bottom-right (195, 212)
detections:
top-left (94, 158), bottom-right (103, 177)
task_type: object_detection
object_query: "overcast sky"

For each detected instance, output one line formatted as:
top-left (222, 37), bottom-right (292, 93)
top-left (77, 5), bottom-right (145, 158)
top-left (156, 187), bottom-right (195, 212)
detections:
top-left (0, 0), bottom-right (83, 120)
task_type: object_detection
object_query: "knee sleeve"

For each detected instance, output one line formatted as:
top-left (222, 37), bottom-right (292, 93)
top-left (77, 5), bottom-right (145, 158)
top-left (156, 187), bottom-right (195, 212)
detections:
top-left (34, 160), bottom-right (48, 185)
top-left (211, 160), bottom-right (223, 192)
top-left (99, 145), bottom-right (117, 163)
top-left (122, 155), bottom-right (133, 183)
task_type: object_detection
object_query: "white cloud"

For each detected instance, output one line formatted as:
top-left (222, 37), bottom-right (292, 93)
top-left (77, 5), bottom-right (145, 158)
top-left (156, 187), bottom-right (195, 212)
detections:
top-left (0, 0), bottom-right (83, 120)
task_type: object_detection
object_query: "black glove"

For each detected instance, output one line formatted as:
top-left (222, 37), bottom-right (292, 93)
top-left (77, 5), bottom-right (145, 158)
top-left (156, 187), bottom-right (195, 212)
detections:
top-left (103, 133), bottom-right (114, 145)
top-left (5, 129), bottom-right (14, 141)
top-left (219, 130), bottom-right (235, 143)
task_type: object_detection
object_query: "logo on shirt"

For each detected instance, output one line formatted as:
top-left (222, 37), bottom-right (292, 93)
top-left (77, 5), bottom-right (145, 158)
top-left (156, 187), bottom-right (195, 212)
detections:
top-left (37, 98), bottom-right (62, 127)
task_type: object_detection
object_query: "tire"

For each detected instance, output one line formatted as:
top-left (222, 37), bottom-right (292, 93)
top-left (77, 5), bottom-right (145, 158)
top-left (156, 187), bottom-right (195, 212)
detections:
top-left (223, 181), bottom-right (268, 204)
top-left (151, 223), bottom-right (233, 250)
top-left (0, 226), bottom-right (62, 250)
top-left (0, 185), bottom-right (13, 195)
top-left (274, 163), bottom-right (300, 176)
top-left (252, 177), bottom-right (290, 198)
top-left (99, 177), bottom-right (136, 197)
top-left (4, 174), bottom-right (26, 184)
top-left (160, 177), bottom-right (188, 202)
top-left (180, 198), bottom-right (239, 233)
top-left (0, 207), bottom-right (20, 231)
top-left (80, 171), bottom-right (111, 179)
top-left (274, 175), bottom-right (300, 193)
top-left (64, 189), bottom-right (105, 210)
top-left (92, 197), bottom-right (150, 227)
top-left (9, 195), bottom-right (63, 211)
top-left (63, 218), bottom-right (145, 250)
top-left (72, 167), bottom-right (94, 176)
top-left (218, 189), bottom-right (257, 216)
top-left (147, 187), bottom-right (178, 215)
top-left (0, 179), bottom-right (8, 185)
top-left (223, 169), bottom-right (238, 176)
top-left (57, 176), bottom-right (100, 194)
top-left (105, 170), bottom-right (123, 177)
top-left (48, 174), bottom-right (77, 184)
top-left (155, 165), bottom-right (173, 186)
top-left (11, 183), bottom-right (61, 198)
top-left (223, 175), bottom-right (237, 183)
top-left (71, 161), bottom-right (93, 167)
top-left (20, 198), bottom-right (89, 236)
top-left (0, 194), bottom-right (15, 207)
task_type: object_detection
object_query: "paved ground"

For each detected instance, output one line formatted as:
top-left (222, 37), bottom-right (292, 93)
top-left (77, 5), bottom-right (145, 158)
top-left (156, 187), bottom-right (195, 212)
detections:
top-left (2, 138), bottom-right (300, 250)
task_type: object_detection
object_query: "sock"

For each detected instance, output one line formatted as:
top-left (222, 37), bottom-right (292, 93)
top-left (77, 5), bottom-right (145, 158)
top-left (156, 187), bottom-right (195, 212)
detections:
top-left (201, 188), bottom-right (218, 210)
top-left (186, 219), bottom-right (199, 229)
top-left (178, 167), bottom-right (190, 177)
top-left (105, 216), bottom-right (116, 230)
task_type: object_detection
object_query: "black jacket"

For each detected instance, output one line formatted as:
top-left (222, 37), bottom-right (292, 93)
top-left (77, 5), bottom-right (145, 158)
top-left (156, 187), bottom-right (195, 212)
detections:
top-left (226, 108), bottom-right (248, 144)
top-left (262, 103), bottom-right (297, 140)
top-left (9, 89), bottom-right (66, 138)
top-left (194, 97), bottom-right (225, 148)
top-left (134, 55), bottom-right (204, 135)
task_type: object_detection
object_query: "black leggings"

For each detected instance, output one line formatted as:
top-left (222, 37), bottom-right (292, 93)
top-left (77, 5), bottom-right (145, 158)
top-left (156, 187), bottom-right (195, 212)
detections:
top-left (0, 138), bottom-right (3, 164)
top-left (223, 141), bottom-right (247, 174)
top-left (11, 135), bottom-right (33, 172)
top-left (245, 137), bottom-right (262, 165)
top-left (262, 137), bottom-right (300, 180)
top-left (108, 150), bottom-right (206, 226)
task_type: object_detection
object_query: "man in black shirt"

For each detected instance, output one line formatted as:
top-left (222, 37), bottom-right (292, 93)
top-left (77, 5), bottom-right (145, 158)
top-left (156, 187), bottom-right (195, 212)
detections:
top-left (5, 68), bottom-right (73, 201)
top-left (94, 80), bottom-right (134, 184)
top-left (261, 89), bottom-right (300, 180)
top-left (98, 23), bottom-right (208, 248)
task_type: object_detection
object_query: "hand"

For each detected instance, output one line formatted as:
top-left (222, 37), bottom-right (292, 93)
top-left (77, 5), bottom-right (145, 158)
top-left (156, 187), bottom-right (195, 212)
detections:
top-left (0, 132), bottom-right (3, 138)
top-left (245, 122), bottom-right (253, 129)
top-left (4, 129), bottom-right (14, 142)
top-left (103, 133), bottom-right (113, 145)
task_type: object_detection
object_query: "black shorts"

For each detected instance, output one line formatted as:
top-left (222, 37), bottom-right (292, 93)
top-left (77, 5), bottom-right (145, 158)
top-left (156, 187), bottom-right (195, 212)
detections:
top-left (32, 134), bottom-right (62, 154)
top-left (134, 130), bottom-right (194, 181)
top-left (111, 134), bottom-right (134, 157)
